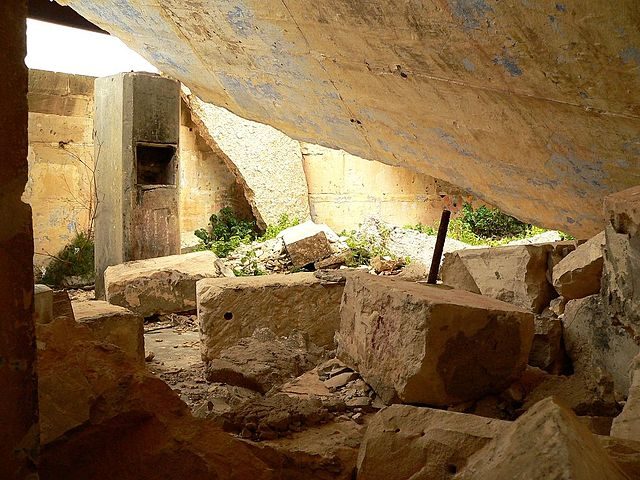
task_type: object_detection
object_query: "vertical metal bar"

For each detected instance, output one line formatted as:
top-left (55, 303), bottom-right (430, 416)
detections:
top-left (427, 209), bottom-right (451, 284)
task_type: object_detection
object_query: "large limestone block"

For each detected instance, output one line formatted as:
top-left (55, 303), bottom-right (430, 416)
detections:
top-left (441, 244), bottom-right (555, 313)
top-left (611, 355), bottom-right (640, 442)
top-left (563, 295), bottom-right (639, 395)
top-left (457, 397), bottom-right (629, 480)
top-left (72, 300), bottom-right (144, 364)
top-left (198, 272), bottom-right (344, 360)
top-left (337, 274), bottom-right (534, 405)
top-left (603, 186), bottom-right (640, 344)
top-left (105, 251), bottom-right (232, 317)
top-left (34, 284), bottom-right (53, 324)
top-left (357, 405), bottom-right (509, 480)
top-left (279, 221), bottom-right (336, 268)
top-left (553, 231), bottom-right (605, 299)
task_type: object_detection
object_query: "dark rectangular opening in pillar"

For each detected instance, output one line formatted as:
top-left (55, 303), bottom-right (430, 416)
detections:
top-left (136, 143), bottom-right (177, 185)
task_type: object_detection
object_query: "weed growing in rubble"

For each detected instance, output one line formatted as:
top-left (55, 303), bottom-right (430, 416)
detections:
top-left (41, 231), bottom-right (95, 287)
top-left (194, 207), bottom-right (258, 257)
top-left (341, 229), bottom-right (394, 267)
top-left (259, 214), bottom-right (300, 241)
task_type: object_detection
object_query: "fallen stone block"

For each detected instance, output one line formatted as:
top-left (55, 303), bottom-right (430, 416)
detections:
top-left (204, 328), bottom-right (322, 393)
top-left (528, 315), bottom-right (565, 374)
top-left (563, 295), bottom-right (639, 395)
top-left (279, 220), bottom-right (336, 267)
top-left (611, 355), bottom-right (640, 442)
top-left (441, 244), bottom-right (555, 313)
top-left (198, 272), bottom-right (344, 359)
top-left (457, 397), bottom-right (629, 479)
top-left (356, 405), bottom-right (509, 480)
top-left (105, 251), bottom-right (232, 317)
top-left (552, 231), bottom-right (605, 299)
top-left (52, 289), bottom-right (75, 321)
top-left (337, 273), bottom-right (534, 405)
top-left (603, 186), bottom-right (640, 344)
top-left (35, 284), bottom-right (53, 324)
top-left (72, 300), bottom-right (144, 364)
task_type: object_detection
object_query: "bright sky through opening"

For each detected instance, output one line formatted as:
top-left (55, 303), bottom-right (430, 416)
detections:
top-left (26, 18), bottom-right (158, 77)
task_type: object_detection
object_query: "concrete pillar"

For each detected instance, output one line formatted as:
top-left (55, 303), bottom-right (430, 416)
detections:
top-left (0, 0), bottom-right (39, 476)
top-left (94, 73), bottom-right (180, 297)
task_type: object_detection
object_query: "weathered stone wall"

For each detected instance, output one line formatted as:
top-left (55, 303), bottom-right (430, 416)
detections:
top-left (302, 142), bottom-right (463, 232)
top-left (24, 69), bottom-right (95, 274)
top-left (0, 0), bottom-right (39, 476)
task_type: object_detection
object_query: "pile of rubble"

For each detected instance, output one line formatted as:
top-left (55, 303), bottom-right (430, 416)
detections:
top-left (34, 186), bottom-right (640, 479)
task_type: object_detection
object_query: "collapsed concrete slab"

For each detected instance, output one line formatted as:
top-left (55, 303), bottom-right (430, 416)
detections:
top-left (72, 300), bottom-right (144, 364)
top-left (611, 355), bottom-right (640, 442)
top-left (356, 405), bottom-right (509, 480)
top-left (552, 231), bottom-right (605, 300)
top-left (441, 244), bottom-right (555, 313)
top-left (457, 397), bottom-right (628, 479)
top-left (603, 186), bottom-right (640, 345)
top-left (198, 272), bottom-right (344, 360)
top-left (337, 273), bottom-right (534, 405)
top-left (105, 251), bottom-right (233, 317)
top-left (563, 295), bottom-right (639, 395)
top-left (184, 92), bottom-right (310, 230)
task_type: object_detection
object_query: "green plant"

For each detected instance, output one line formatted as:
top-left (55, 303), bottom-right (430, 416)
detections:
top-left (194, 207), bottom-right (257, 257)
top-left (41, 231), bottom-right (95, 287)
top-left (405, 223), bottom-right (436, 235)
top-left (341, 229), bottom-right (393, 267)
top-left (259, 214), bottom-right (301, 241)
top-left (457, 204), bottom-right (529, 239)
top-left (233, 250), bottom-right (266, 277)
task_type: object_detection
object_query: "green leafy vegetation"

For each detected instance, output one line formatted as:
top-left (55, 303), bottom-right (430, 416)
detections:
top-left (406, 204), bottom-right (560, 247)
top-left (194, 207), bottom-right (258, 257)
top-left (260, 214), bottom-right (300, 241)
top-left (41, 231), bottom-right (95, 287)
top-left (233, 250), bottom-right (266, 277)
top-left (340, 226), bottom-right (394, 267)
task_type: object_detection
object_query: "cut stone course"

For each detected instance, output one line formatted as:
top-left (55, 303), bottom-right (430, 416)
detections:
top-left (456, 397), bottom-right (629, 479)
top-left (441, 244), bottom-right (555, 313)
top-left (105, 251), bottom-right (232, 317)
top-left (356, 405), bottom-right (509, 480)
top-left (563, 295), bottom-right (639, 395)
top-left (198, 272), bottom-right (344, 360)
top-left (35, 284), bottom-right (53, 324)
top-left (72, 300), bottom-right (144, 364)
top-left (337, 273), bottom-right (534, 405)
top-left (552, 231), bottom-right (605, 300)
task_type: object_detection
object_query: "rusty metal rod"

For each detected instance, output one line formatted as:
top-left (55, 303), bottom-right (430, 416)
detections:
top-left (427, 209), bottom-right (451, 284)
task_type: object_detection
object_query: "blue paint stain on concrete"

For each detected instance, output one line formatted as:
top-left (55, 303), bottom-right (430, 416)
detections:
top-left (493, 50), bottom-right (523, 76)
top-left (462, 58), bottom-right (476, 72)
top-left (620, 46), bottom-right (640, 66)
top-left (226, 5), bottom-right (253, 38)
top-left (448, 0), bottom-right (493, 30)
top-left (433, 128), bottom-right (480, 160)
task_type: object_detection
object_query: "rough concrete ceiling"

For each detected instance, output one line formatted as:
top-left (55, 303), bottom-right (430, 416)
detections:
top-left (59, 0), bottom-right (640, 237)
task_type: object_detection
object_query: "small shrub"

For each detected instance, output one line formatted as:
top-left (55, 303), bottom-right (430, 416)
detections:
top-left (341, 230), bottom-right (393, 267)
top-left (259, 214), bottom-right (300, 241)
top-left (194, 207), bottom-right (257, 257)
top-left (405, 223), bottom-right (437, 235)
top-left (457, 203), bottom-right (529, 239)
top-left (41, 232), bottom-right (95, 287)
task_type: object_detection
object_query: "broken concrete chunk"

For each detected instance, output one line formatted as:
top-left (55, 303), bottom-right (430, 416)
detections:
top-left (441, 244), bottom-right (555, 313)
top-left (611, 355), bottom-right (640, 442)
top-left (562, 295), bottom-right (639, 395)
top-left (314, 250), bottom-right (352, 270)
top-left (204, 328), bottom-right (322, 393)
top-left (457, 397), bottom-right (629, 479)
top-left (198, 272), bottom-right (343, 360)
top-left (337, 273), bottom-right (534, 405)
top-left (72, 300), bottom-right (145, 364)
top-left (529, 315), bottom-right (565, 374)
top-left (552, 231), bottom-right (605, 299)
top-left (356, 405), bottom-right (509, 480)
top-left (35, 284), bottom-right (53, 324)
top-left (105, 251), bottom-right (231, 317)
top-left (279, 220), bottom-right (337, 267)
